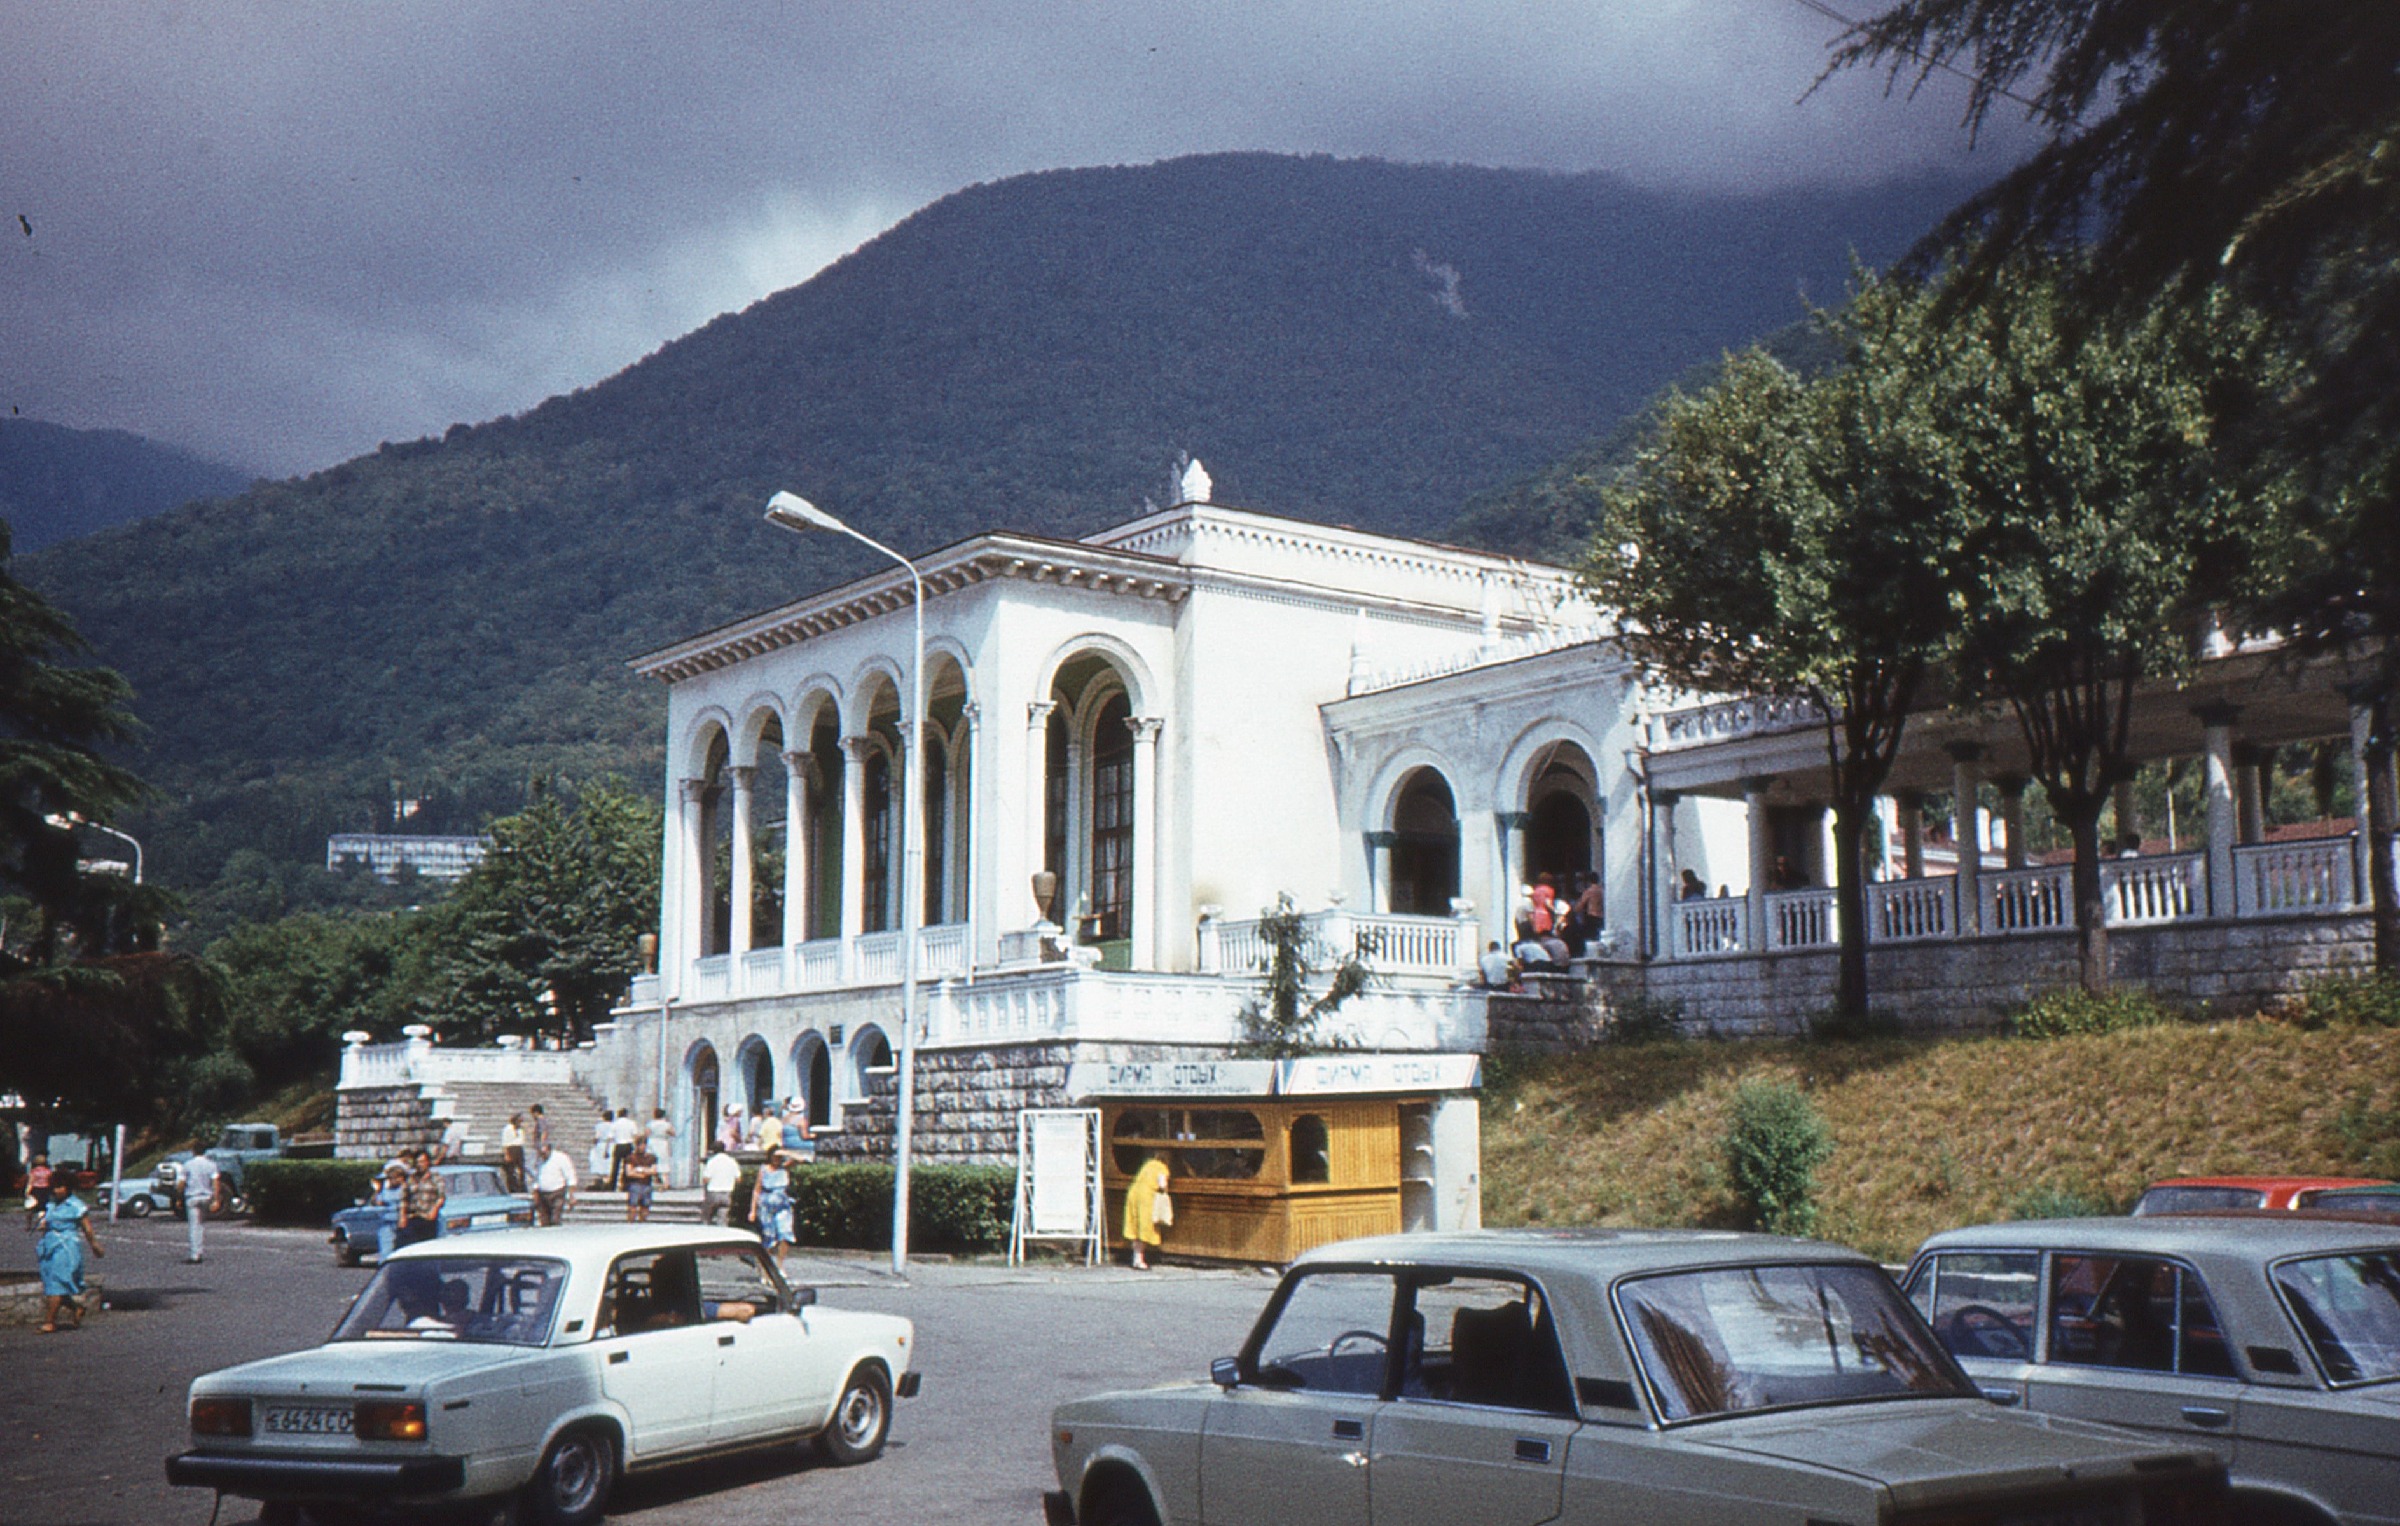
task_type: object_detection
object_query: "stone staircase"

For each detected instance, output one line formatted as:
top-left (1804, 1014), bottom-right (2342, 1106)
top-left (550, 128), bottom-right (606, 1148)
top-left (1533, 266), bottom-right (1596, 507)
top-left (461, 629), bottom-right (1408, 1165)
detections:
top-left (434, 1079), bottom-right (608, 1167)
top-left (564, 1187), bottom-right (710, 1225)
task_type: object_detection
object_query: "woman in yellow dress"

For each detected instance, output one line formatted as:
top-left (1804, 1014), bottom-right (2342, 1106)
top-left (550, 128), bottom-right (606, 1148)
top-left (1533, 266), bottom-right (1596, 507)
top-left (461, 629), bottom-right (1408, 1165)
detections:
top-left (1122, 1154), bottom-right (1170, 1270)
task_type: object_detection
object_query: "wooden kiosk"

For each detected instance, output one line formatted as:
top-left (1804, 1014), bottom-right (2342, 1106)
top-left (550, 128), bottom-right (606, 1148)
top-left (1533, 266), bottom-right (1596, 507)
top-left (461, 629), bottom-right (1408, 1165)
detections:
top-left (1077, 1054), bottom-right (1481, 1266)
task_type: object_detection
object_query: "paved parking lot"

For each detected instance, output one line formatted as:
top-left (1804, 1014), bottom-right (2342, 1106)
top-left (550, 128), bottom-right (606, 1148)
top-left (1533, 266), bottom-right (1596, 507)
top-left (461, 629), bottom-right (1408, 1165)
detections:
top-left (0, 1215), bottom-right (1273, 1526)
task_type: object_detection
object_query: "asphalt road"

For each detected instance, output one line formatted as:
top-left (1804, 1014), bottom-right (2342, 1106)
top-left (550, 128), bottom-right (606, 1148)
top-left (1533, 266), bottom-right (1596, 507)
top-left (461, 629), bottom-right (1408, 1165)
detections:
top-left (0, 1214), bottom-right (1273, 1526)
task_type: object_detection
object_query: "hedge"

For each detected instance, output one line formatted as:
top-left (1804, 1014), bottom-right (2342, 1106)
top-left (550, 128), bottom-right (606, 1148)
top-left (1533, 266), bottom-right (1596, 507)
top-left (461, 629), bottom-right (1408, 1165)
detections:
top-left (246, 1159), bottom-right (385, 1225)
top-left (733, 1163), bottom-right (1016, 1253)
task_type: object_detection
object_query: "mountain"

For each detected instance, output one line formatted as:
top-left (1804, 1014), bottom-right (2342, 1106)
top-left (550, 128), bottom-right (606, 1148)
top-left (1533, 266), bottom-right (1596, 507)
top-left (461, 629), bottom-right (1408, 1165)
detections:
top-left (0, 418), bottom-right (253, 553)
top-left (21, 152), bottom-right (1980, 895)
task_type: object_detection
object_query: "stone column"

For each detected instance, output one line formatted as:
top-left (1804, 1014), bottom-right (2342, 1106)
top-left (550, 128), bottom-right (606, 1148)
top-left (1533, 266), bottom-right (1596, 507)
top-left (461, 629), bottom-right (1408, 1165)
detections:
top-left (2235, 742), bottom-right (2266, 845)
top-left (1363, 830), bottom-right (1397, 915)
top-left (1894, 789), bottom-right (1926, 879)
top-left (952, 702), bottom-right (977, 932)
top-left (890, 727), bottom-right (913, 940)
top-left (1994, 775), bottom-right (2029, 870)
top-left (727, 765), bottom-right (757, 956)
top-left (781, 751), bottom-right (813, 945)
top-left (1025, 700), bottom-right (1056, 924)
top-left (1497, 810), bottom-right (1531, 934)
top-left (1652, 789), bottom-right (1680, 959)
top-left (678, 779), bottom-right (710, 964)
top-left (2355, 698), bottom-right (2378, 904)
top-left (1947, 744), bottom-right (1985, 935)
top-left (838, 736), bottom-right (871, 958)
top-left (1129, 715), bottom-right (1163, 969)
top-left (1743, 777), bottom-right (1773, 953)
top-left (2197, 704), bottom-right (2241, 917)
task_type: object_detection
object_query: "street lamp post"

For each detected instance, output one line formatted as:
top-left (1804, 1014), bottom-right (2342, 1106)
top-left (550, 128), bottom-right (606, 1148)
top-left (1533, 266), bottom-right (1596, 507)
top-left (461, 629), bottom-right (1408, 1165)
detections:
top-left (45, 812), bottom-right (142, 883)
top-left (765, 491), bottom-right (925, 1278)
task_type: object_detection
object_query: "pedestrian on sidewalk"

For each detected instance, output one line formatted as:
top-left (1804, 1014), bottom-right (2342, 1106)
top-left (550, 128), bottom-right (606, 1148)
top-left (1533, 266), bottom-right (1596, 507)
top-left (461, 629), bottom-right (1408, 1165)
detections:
top-left (22, 1152), bottom-right (50, 1230)
top-left (36, 1173), bottom-right (102, 1333)
top-left (645, 1107), bottom-right (676, 1188)
top-left (623, 1141), bottom-right (657, 1223)
top-left (528, 1103), bottom-right (551, 1166)
top-left (750, 1150), bottom-right (794, 1273)
top-left (608, 1108), bottom-right (638, 1190)
top-left (500, 1114), bottom-right (527, 1193)
top-left (533, 1142), bottom-right (577, 1226)
top-left (699, 1145), bottom-right (739, 1225)
top-left (178, 1147), bottom-right (224, 1264)
top-left (396, 1149), bottom-right (445, 1250)
top-left (371, 1162), bottom-right (407, 1261)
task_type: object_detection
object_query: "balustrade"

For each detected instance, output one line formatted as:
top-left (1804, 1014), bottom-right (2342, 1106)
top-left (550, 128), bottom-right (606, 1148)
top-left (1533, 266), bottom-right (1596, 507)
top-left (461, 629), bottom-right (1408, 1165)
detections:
top-left (738, 947), bottom-right (785, 996)
top-left (2237, 836), bottom-right (2359, 916)
top-left (2104, 852), bottom-right (2202, 925)
top-left (1203, 909), bottom-right (1471, 979)
top-left (1985, 865), bottom-right (2071, 934)
top-left (1671, 897), bottom-right (1746, 957)
top-left (1768, 888), bottom-right (1836, 950)
top-left (1869, 878), bottom-right (1955, 943)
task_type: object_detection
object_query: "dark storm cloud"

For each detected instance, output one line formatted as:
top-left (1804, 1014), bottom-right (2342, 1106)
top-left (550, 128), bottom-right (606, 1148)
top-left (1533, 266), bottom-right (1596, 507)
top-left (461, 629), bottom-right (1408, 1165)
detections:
top-left (4, 1), bottom-right (2029, 476)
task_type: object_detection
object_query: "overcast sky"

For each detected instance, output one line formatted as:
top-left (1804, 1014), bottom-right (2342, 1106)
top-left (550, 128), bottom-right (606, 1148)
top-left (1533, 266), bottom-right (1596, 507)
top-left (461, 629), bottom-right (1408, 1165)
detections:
top-left (6, 1), bottom-right (2033, 477)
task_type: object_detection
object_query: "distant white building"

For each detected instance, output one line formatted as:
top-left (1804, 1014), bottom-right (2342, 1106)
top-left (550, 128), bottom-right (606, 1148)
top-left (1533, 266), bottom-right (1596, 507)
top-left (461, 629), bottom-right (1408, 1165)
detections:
top-left (325, 833), bottom-right (489, 883)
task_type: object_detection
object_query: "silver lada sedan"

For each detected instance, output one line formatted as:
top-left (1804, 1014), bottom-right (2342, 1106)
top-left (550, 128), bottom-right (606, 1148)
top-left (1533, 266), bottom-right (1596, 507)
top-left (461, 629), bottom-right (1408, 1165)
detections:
top-left (1051, 1228), bottom-right (2229, 1526)
top-left (167, 1224), bottom-right (918, 1524)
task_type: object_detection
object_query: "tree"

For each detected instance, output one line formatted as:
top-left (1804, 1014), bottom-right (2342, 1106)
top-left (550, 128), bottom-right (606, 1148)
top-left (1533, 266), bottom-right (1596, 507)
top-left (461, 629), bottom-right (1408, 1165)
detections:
top-left (1235, 895), bottom-right (1370, 1059)
top-left (208, 910), bottom-right (443, 1089)
top-left (1588, 276), bottom-right (1967, 1017)
top-left (421, 779), bottom-right (662, 1044)
top-left (1940, 267), bottom-right (2287, 990)
top-left (1832, 0), bottom-right (2400, 968)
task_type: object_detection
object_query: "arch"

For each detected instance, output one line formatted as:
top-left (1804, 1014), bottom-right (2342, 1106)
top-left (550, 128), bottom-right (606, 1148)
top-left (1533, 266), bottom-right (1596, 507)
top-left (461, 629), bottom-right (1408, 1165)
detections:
top-left (1515, 736), bottom-right (1604, 940)
top-left (681, 1039), bottom-right (721, 1183)
top-left (846, 1022), bottom-right (894, 1101)
top-left (787, 679), bottom-right (845, 733)
top-left (1385, 766), bottom-right (1462, 916)
top-left (843, 658), bottom-right (907, 734)
top-left (733, 1034), bottom-right (776, 1114)
top-left (679, 709), bottom-right (737, 778)
top-left (788, 1031), bottom-right (835, 1130)
top-left (1032, 632), bottom-right (1159, 717)
top-left (732, 693), bottom-right (789, 757)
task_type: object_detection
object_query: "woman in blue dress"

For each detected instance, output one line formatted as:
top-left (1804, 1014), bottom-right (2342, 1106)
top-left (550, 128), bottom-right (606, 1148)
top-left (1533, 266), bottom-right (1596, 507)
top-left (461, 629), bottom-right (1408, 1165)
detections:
top-left (749, 1151), bottom-right (794, 1272)
top-left (38, 1174), bottom-right (104, 1332)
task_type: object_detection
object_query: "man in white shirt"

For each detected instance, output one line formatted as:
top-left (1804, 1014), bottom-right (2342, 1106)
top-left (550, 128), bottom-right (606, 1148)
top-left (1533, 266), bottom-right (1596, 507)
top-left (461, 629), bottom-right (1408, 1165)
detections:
top-left (608, 1109), bottom-right (638, 1190)
top-left (436, 1115), bottom-right (469, 1165)
top-left (179, 1149), bottom-right (223, 1264)
top-left (533, 1144), bottom-right (578, 1226)
top-left (699, 1147), bottom-right (740, 1226)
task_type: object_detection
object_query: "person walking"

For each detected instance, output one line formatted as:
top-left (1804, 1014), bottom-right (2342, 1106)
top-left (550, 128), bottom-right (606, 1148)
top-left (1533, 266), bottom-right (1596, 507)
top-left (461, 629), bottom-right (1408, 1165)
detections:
top-left (179, 1147), bottom-right (224, 1264)
top-left (533, 1141), bottom-right (578, 1226)
top-left (644, 1107), bottom-right (676, 1188)
top-left (436, 1114), bottom-right (469, 1166)
top-left (528, 1103), bottom-right (551, 1168)
top-left (750, 1150), bottom-right (794, 1272)
top-left (1122, 1154), bottom-right (1171, 1270)
top-left (622, 1141), bottom-right (657, 1223)
top-left (589, 1110), bottom-right (614, 1182)
top-left (371, 1161), bottom-right (408, 1261)
top-left (500, 1114), bottom-right (528, 1193)
top-left (35, 1172), bottom-right (102, 1332)
top-left (22, 1152), bottom-right (50, 1231)
top-left (395, 1149), bottom-right (445, 1250)
top-left (608, 1108), bottom-right (638, 1190)
top-left (698, 1145), bottom-right (739, 1225)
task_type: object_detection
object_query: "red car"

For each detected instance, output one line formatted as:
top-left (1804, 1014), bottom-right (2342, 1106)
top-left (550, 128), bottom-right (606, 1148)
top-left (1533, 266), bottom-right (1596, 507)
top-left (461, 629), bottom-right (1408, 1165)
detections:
top-left (2130, 1174), bottom-right (2392, 1216)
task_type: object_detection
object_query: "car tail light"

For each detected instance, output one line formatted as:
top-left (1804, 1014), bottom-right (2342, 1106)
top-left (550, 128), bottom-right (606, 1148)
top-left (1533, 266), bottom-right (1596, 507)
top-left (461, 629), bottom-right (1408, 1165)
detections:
top-left (444, 1217), bottom-right (469, 1232)
top-left (354, 1401), bottom-right (427, 1441)
top-left (191, 1398), bottom-right (252, 1437)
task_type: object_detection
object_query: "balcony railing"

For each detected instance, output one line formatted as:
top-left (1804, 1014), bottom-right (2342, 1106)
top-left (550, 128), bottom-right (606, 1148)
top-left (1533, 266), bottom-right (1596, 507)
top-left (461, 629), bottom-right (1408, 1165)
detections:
top-left (1201, 909), bottom-right (1477, 980)
top-left (1670, 897), bottom-right (1746, 957)
top-left (2236, 837), bottom-right (2356, 916)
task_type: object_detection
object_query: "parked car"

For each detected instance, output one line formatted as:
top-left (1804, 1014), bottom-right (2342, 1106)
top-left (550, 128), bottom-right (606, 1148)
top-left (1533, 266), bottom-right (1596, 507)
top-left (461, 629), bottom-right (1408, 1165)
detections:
top-left (156, 1122), bottom-right (310, 1211)
top-left (330, 1164), bottom-right (535, 1265)
top-left (1906, 1213), bottom-right (2400, 1524)
top-left (99, 1180), bottom-right (165, 1217)
top-left (1050, 1229), bottom-right (2228, 1526)
top-left (2130, 1175), bottom-right (2390, 1216)
top-left (166, 1225), bottom-right (918, 1525)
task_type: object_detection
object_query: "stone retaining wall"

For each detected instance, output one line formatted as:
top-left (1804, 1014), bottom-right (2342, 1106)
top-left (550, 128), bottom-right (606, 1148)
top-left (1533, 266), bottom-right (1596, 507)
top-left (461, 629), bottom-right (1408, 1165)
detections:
top-left (334, 1085), bottom-right (437, 1162)
top-left (0, 1275), bottom-right (103, 1325)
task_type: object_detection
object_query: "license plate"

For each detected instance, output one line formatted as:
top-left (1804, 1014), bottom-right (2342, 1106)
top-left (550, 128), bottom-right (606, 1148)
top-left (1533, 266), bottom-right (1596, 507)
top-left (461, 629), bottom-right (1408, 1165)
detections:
top-left (263, 1405), bottom-right (353, 1436)
top-left (470, 1213), bottom-right (508, 1227)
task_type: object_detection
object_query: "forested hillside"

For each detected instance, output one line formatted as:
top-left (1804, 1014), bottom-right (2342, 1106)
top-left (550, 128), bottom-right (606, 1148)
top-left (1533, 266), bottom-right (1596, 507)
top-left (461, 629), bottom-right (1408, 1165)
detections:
top-left (0, 418), bottom-right (253, 553)
top-left (23, 153), bottom-right (1976, 895)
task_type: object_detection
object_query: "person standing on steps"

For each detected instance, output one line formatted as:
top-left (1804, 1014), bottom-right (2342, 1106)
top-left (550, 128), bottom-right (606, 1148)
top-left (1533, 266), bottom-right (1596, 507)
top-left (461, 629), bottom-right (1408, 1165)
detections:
top-left (622, 1140), bottom-right (657, 1223)
top-left (645, 1106), bottom-right (676, 1188)
top-left (608, 1107), bottom-right (638, 1190)
top-left (178, 1146), bottom-right (223, 1264)
top-left (500, 1113), bottom-right (528, 1193)
top-left (527, 1103), bottom-right (551, 1170)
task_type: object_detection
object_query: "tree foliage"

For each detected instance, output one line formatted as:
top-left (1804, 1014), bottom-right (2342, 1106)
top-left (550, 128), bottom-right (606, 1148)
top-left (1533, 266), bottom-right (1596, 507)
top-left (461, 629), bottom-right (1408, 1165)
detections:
top-left (1236, 895), bottom-right (1371, 1059)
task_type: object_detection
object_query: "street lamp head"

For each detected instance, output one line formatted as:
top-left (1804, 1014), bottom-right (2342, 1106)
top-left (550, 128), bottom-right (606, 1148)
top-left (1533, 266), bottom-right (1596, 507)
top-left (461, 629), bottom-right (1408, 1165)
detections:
top-left (764, 491), bottom-right (842, 535)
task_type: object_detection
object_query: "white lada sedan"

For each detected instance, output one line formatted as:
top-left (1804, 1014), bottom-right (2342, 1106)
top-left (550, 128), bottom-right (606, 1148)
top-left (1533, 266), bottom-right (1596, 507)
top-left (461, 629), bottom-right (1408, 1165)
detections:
top-left (167, 1225), bottom-right (918, 1525)
top-left (1051, 1229), bottom-right (2230, 1526)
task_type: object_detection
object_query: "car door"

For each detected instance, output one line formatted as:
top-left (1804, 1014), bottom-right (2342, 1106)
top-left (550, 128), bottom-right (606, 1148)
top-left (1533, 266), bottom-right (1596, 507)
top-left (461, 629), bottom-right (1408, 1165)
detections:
top-left (2023, 1252), bottom-right (2243, 1467)
top-left (2235, 1249), bottom-right (2400, 1523)
top-left (591, 1248), bottom-right (719, 1460)
top-left (1368, 1273), bottom-right (1577, 1526)
top-left (1200, 1269), bottom-right (1396, 1526)
top-left (1906, 1250), bottom-right (2041, 1405)
top-left (695, 1242), bottom-right (820, 1443)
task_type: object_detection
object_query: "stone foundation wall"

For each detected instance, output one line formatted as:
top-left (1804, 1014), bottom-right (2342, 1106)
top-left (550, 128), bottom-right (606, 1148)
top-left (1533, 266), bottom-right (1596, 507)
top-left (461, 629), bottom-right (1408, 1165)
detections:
top-left (335, 1085), bottom-right (437, 1161)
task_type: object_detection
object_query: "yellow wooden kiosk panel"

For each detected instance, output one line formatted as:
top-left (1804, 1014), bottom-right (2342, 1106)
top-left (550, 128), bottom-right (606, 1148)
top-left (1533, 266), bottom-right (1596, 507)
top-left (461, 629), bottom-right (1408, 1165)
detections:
top-left (1102, 1099), bottom-right (1405, 1264)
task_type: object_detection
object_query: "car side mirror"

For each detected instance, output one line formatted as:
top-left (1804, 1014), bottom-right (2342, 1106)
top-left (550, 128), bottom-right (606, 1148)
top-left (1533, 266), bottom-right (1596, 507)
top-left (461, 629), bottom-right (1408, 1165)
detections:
top-left (1980, 1387), bottom-right (2021, 1407)
top-left (789, 1286), bottom-right (817, 1308)
top-left (1210, 1357), bottom-right (1240, 1389)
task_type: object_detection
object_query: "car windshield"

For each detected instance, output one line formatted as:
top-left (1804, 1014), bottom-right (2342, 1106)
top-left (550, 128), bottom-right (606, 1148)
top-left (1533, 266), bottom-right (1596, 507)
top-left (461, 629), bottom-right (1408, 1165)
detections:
top-left (2133, 1185), bottom-right (2267, 1216)
top-left (2274, 1252), bottom-right (2400, 1385)
top-left (331, 1256), bottom-right (567, 1346)
top-left (1619, 1262), bottom-right (1970, 1421)
top-left (2301, 1189), bottom-right (2400, 1216)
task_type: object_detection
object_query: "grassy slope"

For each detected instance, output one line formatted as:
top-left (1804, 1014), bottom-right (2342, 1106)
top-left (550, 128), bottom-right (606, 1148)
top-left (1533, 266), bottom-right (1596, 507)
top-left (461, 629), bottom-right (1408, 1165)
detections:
top-left (1480, 1023), bottom-right (2400, 1262)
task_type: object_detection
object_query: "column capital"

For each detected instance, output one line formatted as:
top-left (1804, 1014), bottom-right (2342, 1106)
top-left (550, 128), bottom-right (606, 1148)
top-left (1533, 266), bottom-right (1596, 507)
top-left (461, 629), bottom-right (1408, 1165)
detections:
top-left (677, 778), bottom-right (710, 806)
top-left (781, 750), bottom-right (820, 790)
top-left (1027, 699), bottom-right (1057, 728)
top-left (839, 733), bottom-right (875, 760)
top-left (1944, 742), bottom-right (1987, 765)
top-left (1652, 789), bottom-right (1680, 808)
top-left (958, 700), bottom-right (980, 730)
top-left (1740, 775), bottom-right (1777, 797)
top-left (2191, 701), bottom-right (2243, 729)
top-left (1126, 714), bottom-right (1164, 744)
top-left (1991, 772), bottom-right (2029, 795)
top-left (1363, 829), bottom-right (1401, 849)
top-left (726, 764), bottom-right (758, 791)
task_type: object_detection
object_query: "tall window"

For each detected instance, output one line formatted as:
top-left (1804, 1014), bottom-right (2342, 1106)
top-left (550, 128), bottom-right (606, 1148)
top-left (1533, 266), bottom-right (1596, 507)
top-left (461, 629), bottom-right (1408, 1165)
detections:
top-left (1390, 769), bottom-right (1461, 915)
top-left (922, 739), bottom-right (947, 925)
top-left (863, 749), bottom-right (892, 932)
top-left (1090, 694), bottom-right (1133, 940)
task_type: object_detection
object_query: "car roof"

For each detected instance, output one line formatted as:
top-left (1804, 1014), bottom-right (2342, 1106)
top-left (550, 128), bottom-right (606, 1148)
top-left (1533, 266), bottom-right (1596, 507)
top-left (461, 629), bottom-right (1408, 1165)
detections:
top-left (1918, 1214), bottom-right (2400, 1261)
top-left (2143, 1175), bottom-right (2387, 1192)
top-left (384, 1224), bottom-right (763, 1272)
top-left (1292, 1227), bottom-right (1873, 1281)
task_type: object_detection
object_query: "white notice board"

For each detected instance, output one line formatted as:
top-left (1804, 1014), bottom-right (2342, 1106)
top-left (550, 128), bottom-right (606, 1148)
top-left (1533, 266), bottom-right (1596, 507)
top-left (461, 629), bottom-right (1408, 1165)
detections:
top-left (1010, 1108), bottom-right (1104, 1266)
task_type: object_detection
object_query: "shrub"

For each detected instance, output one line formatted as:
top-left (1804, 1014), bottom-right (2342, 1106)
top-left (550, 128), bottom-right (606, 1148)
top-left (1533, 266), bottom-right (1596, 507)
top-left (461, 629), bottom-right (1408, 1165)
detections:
top-left (738, 1163), bottom-right (1017, 1253)
top-left (2008, 987), bottom-right (2177, 1039)
top-left (2281, 971), bottom-right (2400, 1030)
top-left (1722, 1080), bottom-right (1834, 1236)
top-left (246, 1159), bottom-right (384, 1225)
top-left (2006, 1182), bottom-right (2113, 1220)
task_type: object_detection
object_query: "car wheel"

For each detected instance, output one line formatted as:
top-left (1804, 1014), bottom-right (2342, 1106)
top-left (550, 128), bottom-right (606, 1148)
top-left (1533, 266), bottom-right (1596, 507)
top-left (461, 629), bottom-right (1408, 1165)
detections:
top-left (122, 1193), bottom-right (153, 1219)
top-left (820, 1364), bottom-right (892, 1465)
top-left (1081, 1477), bottom-right (1162, 1526)
top-left (523, 1426), bottom-right (616, 1526)
top-left (332, 1235), bottom-right (361, 1268)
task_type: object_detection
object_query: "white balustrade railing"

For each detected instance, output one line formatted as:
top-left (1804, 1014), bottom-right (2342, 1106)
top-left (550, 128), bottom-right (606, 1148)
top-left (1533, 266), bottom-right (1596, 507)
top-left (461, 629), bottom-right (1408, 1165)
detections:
top-left (1768, 888), bottom-right (1837, 950)
top-left (2104, 852), bottom-right (2202, 925)
top-left (852, 931), bottom-right (902, 986)
top-left (795, 938), bottom-right (843, 988)
top-left (918, 923), bottom-right (972, 978)
top-left (339, 1034), bottom-right (576, 1090)
top-left (1202, 909), bottom-right (1474, 979)
top-left (1870, 877), bottom-right (1955, 942)
top-left (738, 947), bottom-right (785, 996)
top-left (689, 954), bottom-right (735, 1002)
top-left (1671, 897), bottom-right (1746, 957)
top-left (339, 1040), bottom-right (416, 1090)
top-left (2237, 836), bottom-right (2358, 916)
top-left (1986, 865), bottom-right (2072, 934)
